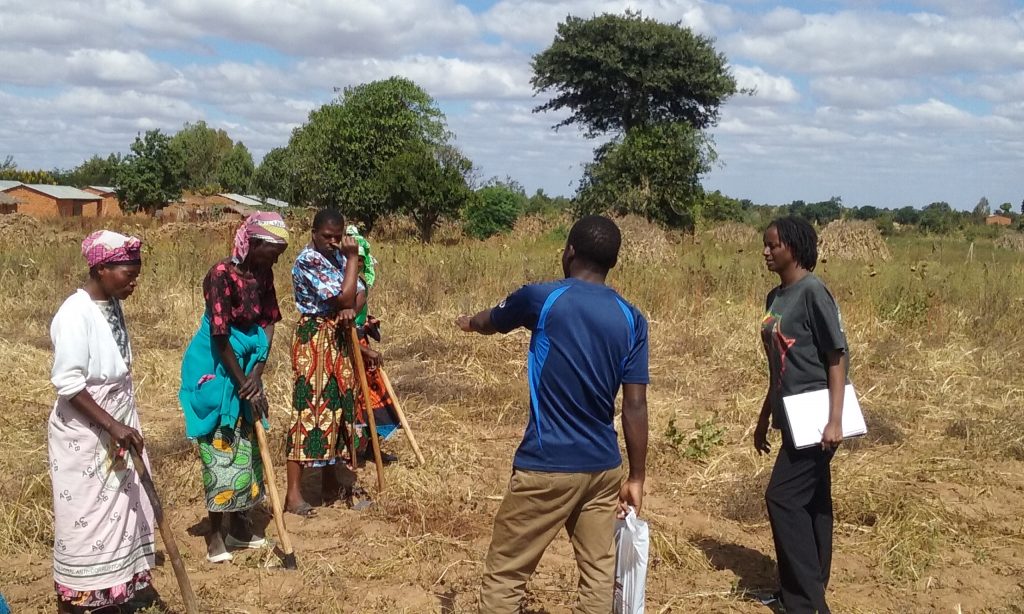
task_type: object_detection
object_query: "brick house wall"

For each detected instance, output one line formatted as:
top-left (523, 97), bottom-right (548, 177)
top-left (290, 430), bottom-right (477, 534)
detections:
top-left (4, 186), bottom-right (100, 218)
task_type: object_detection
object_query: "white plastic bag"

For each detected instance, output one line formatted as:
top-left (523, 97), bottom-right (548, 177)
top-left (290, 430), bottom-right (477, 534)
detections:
top-left (613, 507), bottom-right (649, 614)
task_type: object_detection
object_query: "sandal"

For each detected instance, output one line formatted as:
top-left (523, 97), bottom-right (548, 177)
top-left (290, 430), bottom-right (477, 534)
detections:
top-left (286, 501), bottom-right (317, 517)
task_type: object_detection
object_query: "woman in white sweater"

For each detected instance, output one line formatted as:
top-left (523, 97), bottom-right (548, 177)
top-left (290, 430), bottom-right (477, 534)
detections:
top-left (49, 230), bottom-right (157, 612)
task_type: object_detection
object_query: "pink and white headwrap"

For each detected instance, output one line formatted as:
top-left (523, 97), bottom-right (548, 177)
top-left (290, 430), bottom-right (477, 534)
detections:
top-left (231, 212), bottom-right (290, 263)
top-left (81, 230), bottom-right (142, 268)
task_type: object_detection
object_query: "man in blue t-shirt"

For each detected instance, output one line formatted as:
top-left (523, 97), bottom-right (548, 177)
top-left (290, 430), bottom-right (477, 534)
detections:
top-left (456, 215), bottom-right (649, 614)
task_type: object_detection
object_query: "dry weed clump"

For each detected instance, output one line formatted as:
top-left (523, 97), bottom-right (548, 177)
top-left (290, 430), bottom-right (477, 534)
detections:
top-left (704, 222), bottom-right (759, 246)
top-left (994, 232), bottom-right (1024, 252)
top-left (146, 219), bottom-right (237, 242)
top-left (0, 213), bottom-right (43, 245)
top-left (616, 215), bottom-right (678, 264)
top-left (819, 220), bottom-right (892, 262)
top-left (373, 214), bottom-right (419, 242)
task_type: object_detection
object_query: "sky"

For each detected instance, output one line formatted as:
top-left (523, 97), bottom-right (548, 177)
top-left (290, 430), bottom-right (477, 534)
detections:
top-left (1, 0), bottom-right (1023, 209)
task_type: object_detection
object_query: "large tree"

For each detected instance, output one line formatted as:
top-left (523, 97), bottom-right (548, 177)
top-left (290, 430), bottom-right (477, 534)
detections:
top-left (171, 121), bottom-right (234, 193)
top-left (532, 10), bottom-right (737, 136)
top-left (382, 143), bottom-right (473, 242)
top-left (532, 11), bottom-right (737, 229)
top-left (59, 154), bottom-right (122, 187)
top-left (288, 77), bottom-right (449, 231)
top-left (116, 130), bottom-right (185, 213)
top-left (218, 142), bottom-right (254, 194)
top-left (252, 147), bottom-right (297, 203)
top-left (576, 122), bottom-right (714, 228)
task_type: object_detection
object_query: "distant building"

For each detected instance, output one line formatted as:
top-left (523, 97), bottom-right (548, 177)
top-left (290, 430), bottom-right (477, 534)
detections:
top-left (0, 183), bottom-right (101, 218)
top-left (986, 214), bottom-right (1012, 226)
top-left (213, 193), bottom-right (289, 210)
top-left (0, 192), bottom-right (20, 214)
top-left (82, 186), bottom-right (124, 217)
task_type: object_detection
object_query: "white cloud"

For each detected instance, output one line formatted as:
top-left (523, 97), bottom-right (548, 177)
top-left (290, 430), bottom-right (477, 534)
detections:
top-left (731, 65), bottom-right (799, 105)
top-left (728, 10), bottom-right (1024, 77)
top-left (810, 76), bottom-right (919, 108)
top-left (482, 0), bottom-right (735, 45)
top-left (296, 56), bottom-right (534, 100)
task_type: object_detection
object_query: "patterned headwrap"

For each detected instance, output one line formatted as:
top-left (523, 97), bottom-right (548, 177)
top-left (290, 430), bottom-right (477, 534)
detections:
top-left (231, 212), bottom-right (290, 264)
top-left (346, 224), bottom-right (376, 288)
top-left (81, 230), bottom-right (142, 268)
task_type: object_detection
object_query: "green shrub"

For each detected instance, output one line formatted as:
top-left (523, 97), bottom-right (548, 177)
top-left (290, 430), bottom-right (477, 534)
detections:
top-left (463, 185), bottom-right (521, 239)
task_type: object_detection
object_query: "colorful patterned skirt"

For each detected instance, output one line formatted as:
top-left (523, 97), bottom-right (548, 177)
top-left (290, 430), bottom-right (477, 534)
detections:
top-left (197, 417), bottom-right (265, 512)
top-left (288, 316), bottom-right (403, 465)
top-left (56, 570), bottom-right (152, 608)
top-left (289, 315), bottom-right (363, 464)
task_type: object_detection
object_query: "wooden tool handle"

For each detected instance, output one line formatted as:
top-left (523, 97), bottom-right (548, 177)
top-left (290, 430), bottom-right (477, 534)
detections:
top-left (130, 448), bottom-right (200, 614)
top-left (349, 326), bottom-right (385, 492)
top-left (252, 419), bottom-right (297, 569)
top-left (379, 368), bottom-right (425, 465)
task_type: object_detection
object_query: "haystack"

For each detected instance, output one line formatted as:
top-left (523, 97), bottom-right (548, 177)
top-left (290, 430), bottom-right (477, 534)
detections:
top-left (995, 232), bottom-right (1024, 253)
top-left (818, 220), bottom-right (891, 262)
top-left (616, 215), bottom-right (676, 264)
top-left (148, 219), bottom-right (237, 242)
top-left (704, 222), bottom-right (759, 245)
top-left (0, 213), bottom-right (43, 245)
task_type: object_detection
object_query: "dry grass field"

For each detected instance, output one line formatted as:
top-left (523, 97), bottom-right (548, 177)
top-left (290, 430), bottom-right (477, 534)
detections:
top-left (2, 213), bottom-right (1024, 613)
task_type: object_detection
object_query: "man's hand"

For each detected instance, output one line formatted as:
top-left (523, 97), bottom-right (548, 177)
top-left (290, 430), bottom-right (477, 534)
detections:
top-left (754, 413), bottom-right (771, 455)
top-left (821, 419), bottom-right (843, 450)
top-left (617, 477), bottom-right (644, 518)
top-left (455, 314), bottom-right (473, 333)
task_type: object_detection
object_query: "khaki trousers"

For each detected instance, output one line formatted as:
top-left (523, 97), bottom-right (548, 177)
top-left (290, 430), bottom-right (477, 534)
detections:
top-left (479, 468), bottom-right (621, 613)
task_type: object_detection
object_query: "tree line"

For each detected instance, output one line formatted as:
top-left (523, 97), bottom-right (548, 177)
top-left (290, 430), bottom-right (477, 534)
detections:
top-left (1, 11), bottom-right (1018, 241)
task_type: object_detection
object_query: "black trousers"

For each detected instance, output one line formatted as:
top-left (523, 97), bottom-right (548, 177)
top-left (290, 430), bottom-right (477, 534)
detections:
top-left (765, 435), bottom-right (835, 614)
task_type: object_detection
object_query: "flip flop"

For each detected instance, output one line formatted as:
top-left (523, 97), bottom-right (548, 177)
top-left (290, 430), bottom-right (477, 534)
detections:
top-left (225, 534), bottom-right (268, 550)
top-left (206, 550), bottom-right (233, 563)
top-left (286, 501), bottom-right (317, 517)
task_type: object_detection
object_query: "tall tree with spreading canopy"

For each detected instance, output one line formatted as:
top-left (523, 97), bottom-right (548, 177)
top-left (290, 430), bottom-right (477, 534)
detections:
top-left (532, 11), bottom-right (737, 228)
top-left (58, 154), bottom-right (123, 187)
top-left (116, 130), bottom-right (186, 214)
top-left (252, 147), bottom-right (297, 203)
top-left (171, 121), bottom-right (234, 194)
top-left (218, 142), bottom-right (255, 194)
top-left (381, 143), bottom-right (474, 242)
top-left (288, 77), bottom-right (448, 232)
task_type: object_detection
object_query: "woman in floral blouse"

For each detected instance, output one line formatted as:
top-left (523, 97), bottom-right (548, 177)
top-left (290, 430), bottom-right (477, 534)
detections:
top-left (285, 208), bottom-right (379, 515)
top-left (179, 212), bottom-right (289, 563)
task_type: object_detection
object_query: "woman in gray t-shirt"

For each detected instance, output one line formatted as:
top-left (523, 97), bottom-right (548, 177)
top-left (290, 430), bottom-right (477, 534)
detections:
top-left (754, 216), bottom-right (847, 614)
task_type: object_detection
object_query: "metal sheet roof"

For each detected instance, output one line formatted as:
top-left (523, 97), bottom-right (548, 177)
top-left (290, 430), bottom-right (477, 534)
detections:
top-left (245, 195), bottom-right (289, 208)
top-left (22, 184), bottom-right (101, 200)
top-left (88, 186), bottom-right (117, 194)
top-left (0, 180), bottom-right (23, 191)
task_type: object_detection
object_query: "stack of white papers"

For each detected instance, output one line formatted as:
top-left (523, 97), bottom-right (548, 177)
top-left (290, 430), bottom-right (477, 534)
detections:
top-left (782, 384), bottom-right (867, 449)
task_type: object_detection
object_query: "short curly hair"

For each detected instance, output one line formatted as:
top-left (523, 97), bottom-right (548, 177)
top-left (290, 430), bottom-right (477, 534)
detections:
top-left (567, 215), bottom-right (622, 271)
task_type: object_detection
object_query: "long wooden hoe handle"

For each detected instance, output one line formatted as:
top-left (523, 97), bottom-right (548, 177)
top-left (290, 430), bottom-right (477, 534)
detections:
top-left (348, 325), bottom-right (385, 492)
top-left (129, 448), bottom-right (200, 614)
top-left (252, 418), bottom-right (298, 569)
top-left (378, 368), bottom-right (425, 466)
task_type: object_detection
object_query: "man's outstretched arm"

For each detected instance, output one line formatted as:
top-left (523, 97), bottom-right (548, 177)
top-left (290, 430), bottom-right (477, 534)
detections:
top-left (456, 309), bottom-right (498, 335)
